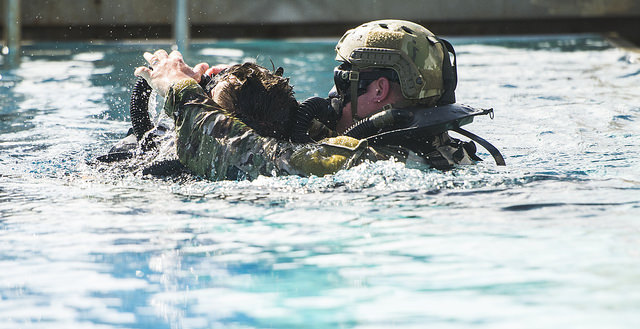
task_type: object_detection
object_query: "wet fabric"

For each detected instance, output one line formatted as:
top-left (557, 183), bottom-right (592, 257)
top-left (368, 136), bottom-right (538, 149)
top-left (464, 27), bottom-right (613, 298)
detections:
top-left (164, 79), bottom-right (475, 180)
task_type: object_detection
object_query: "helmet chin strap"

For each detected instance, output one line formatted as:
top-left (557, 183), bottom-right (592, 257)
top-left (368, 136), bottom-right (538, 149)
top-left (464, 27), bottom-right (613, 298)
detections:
top-left (349, 69), bottom-right (361, 123)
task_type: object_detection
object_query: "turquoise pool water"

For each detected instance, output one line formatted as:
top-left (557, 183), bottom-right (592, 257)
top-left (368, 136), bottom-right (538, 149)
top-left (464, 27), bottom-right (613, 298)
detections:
top-left (1, 35), bottom-right (639, 328)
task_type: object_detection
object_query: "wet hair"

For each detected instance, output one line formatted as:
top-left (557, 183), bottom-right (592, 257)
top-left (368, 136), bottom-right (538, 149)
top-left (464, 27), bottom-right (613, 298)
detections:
top-left (214, 62), bottom-right (298, 141)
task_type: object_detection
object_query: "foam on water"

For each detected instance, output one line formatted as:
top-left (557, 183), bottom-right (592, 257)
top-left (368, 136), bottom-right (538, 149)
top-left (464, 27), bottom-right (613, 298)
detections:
top-left (1, 36), bottom-right (640, 329)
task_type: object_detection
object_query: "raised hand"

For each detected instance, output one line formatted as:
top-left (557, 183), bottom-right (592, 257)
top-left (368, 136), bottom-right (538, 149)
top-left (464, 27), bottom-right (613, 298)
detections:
top-left (134, 49), bottom-right (209, 96)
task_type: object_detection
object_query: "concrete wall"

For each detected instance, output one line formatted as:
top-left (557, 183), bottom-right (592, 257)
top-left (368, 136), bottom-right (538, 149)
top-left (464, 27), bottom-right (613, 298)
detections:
top-left (3, 0), bottom-right (640, 42)
top-left (9, 0), bottom-right (640, 25)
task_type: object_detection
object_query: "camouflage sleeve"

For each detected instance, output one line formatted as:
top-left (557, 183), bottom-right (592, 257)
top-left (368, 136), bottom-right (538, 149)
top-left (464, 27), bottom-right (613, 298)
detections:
top-left (163, 79), bottom-right (379, 180)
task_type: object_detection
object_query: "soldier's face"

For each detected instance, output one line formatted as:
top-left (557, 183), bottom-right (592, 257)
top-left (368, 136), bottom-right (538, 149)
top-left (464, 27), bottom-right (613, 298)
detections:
top-left (335, 82), bottom-right (381, 133)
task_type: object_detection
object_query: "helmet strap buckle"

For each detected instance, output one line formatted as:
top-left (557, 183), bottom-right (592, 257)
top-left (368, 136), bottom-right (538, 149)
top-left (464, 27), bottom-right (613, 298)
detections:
top-left (348, 70), bottom-right (360, 82)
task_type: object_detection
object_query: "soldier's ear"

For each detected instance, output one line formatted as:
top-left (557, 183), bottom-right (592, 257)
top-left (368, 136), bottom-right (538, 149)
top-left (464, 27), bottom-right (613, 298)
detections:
top-left (374, 77), bottom-right (392, 101)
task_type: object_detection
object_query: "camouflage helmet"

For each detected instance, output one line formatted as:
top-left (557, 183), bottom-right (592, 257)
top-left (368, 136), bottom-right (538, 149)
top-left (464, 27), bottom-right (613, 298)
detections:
top-left (335, 19), bottom-right (451, 102)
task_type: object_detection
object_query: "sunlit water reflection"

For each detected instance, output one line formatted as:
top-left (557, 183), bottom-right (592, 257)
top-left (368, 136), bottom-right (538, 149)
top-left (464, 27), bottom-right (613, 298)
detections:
top-left (1, 36), bottom-right (639, 328)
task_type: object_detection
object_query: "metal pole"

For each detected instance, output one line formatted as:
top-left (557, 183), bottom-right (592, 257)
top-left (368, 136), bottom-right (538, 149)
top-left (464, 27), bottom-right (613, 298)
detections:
top-left (174, 0), bottom-right (189, 54)
top-left (3, 0), bottom-right (21, 68)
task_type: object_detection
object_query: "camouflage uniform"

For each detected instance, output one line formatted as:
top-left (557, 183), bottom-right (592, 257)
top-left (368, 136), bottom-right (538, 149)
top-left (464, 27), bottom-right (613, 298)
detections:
top-left (163, 79), bottom-right (475, 181)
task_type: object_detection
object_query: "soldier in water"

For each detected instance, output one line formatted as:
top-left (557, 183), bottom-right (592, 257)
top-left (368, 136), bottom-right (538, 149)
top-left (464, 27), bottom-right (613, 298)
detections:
top-left (130, 20), bottom-right (502, 180)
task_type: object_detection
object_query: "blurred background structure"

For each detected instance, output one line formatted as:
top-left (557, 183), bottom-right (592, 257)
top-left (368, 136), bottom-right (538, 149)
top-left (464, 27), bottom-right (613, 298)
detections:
top-left (2, 0), bottom-right (640, 67)
top-left (3, 0), bottom-right (640, 41)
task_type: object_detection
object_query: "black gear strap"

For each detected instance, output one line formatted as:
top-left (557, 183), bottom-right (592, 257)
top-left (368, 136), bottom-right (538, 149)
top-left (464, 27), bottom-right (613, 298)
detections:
top-left (437, 38), bottom-right (458, 106)
top-left (452, 127), bottom-right (506, 166)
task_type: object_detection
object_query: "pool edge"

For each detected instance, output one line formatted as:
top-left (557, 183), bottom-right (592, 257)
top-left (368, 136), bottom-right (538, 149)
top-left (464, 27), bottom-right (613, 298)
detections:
top-left (605, 32), bottom-right (640, 61)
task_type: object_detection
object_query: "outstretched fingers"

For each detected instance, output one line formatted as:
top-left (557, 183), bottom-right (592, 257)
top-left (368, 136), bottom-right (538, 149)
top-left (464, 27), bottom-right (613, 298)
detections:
top-left (206, 64), bottom-right (230, 77)
top-left (193, 63), bottom-right (210, 80)
top-left (134, 48), bottom-right (203, 95)
top-left (143, 52), bottom-right (154, 64)
top-left (143, 49), bottom-right (170, 67)
top-left (168, 50), bottom-right (182, 60)
top-left (154, 49), bottom-right (169, 60)
top-left (134, 66), bottom-right (151, 80)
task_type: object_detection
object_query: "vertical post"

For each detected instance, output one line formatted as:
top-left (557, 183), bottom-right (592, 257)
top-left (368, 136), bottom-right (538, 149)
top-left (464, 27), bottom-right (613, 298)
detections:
top-left (174, 0), bottom-right (189, 54)
top-left (3, 0), bottom-right (21, 68)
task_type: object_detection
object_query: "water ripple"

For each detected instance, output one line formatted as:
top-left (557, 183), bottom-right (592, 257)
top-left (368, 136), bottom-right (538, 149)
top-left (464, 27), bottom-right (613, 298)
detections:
top-left (2, 37), bottom-right (640, 329)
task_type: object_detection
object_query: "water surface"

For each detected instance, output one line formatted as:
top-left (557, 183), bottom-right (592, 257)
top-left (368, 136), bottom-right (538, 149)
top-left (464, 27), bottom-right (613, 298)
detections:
top-left (1, 35), bottom-right (639, 328)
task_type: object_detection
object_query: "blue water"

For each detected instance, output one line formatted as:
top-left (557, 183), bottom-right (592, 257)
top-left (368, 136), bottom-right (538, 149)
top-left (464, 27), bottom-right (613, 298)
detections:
top-left (1, 35), bottom-right (639, 329)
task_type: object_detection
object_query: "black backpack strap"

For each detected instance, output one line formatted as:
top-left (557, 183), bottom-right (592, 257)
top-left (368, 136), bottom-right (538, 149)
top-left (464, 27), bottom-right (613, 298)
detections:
top-left (437, 38), bottom-right (458, 105)
top-left (453, 127), bottom-right (506, 166)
